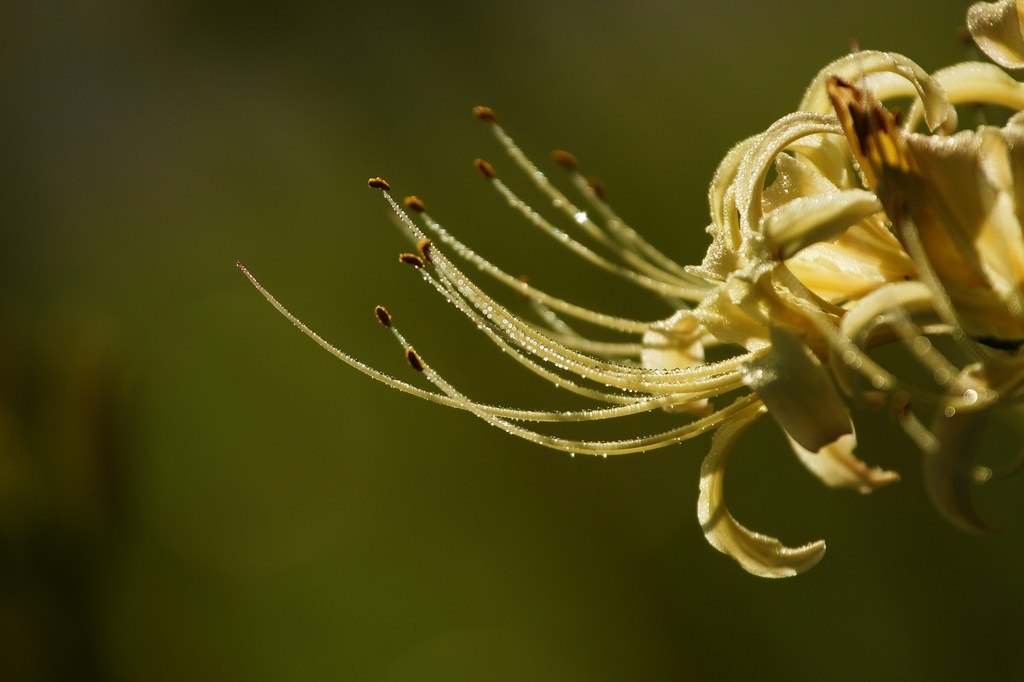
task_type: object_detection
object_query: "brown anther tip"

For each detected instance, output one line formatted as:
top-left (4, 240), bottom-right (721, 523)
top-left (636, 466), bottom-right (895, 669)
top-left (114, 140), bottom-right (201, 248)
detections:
top-left (474, 158), bottom-right (496, 179)
top-left (403, 195), bottom-right (426, 213)
top-left (399, 252), bottom-right (425, 268)
top-left (416, 237), bottom-right (434, 264)
top-left (586, 177), bottom-right (605, 200)
top-left (368, 177), bottom-right (391, 191)
top-left (956, 25), bottom-right (974, 46)
top-left (374, 305), bottom-right (393, 328)
top-left (472, 105), bottom-right (497, 122)
top-left (405, 348), bottom-right (424, 372)
top-left (551, 149), bottom-right (578, 170)
top-left (516, 274), bottom-right (531, 301)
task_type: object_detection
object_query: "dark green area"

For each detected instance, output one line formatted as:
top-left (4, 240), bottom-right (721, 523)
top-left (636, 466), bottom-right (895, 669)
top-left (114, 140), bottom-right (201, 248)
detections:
top-left (3, 1), bottom-right (1021, 680)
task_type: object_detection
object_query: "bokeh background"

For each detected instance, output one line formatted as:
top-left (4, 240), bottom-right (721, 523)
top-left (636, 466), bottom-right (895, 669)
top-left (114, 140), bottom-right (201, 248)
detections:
top-left (4, 0), bottom-right (1023, 679)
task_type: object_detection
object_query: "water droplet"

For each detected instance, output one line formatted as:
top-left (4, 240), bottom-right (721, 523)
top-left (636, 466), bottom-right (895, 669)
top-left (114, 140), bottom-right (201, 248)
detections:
top-left (962, 388), bottom-right (979, 405)
top-left (574, 211), bottom-right (588, 224)
top-left (944, 405), bottom-right (956, 418)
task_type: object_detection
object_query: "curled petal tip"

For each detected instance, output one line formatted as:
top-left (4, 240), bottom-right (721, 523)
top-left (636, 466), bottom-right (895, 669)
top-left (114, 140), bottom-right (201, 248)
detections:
top-left (924, 409), bottom-right (998, 534)
top-left (699, 414), bottom-right (827, 578)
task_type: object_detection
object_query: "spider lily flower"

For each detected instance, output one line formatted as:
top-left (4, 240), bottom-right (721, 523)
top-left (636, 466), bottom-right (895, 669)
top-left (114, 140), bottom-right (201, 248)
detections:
top-left (241, 2), bottom-right (1024, 577)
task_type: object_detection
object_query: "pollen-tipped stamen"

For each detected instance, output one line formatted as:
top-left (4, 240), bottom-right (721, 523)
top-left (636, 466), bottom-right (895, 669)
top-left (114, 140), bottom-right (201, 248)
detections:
top-left (478, 115), bottom-right (706, 290)
top-left (378, 187), bottom-right (657, 335)
top-left (483, 170), bottom-right (709, 301)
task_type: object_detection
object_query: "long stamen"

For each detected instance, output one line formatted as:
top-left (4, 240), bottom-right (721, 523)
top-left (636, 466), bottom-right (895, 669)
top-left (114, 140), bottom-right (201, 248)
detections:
top-left (412, 260), bottom-right (646, 405)
top-left (398, 195), bottom-right (657, 334)
top-left (562, 166), bottom-right (700, 281)
top-left (423, 245), bottom-right (753, 391)
top-left (895, 216), bottom-right (981, 362)
top-left (478, 160), bottom-right (709, 301)
top-left (409, 235), bottom-right (752, 396)
top-left (241, 261), bottom-right (713, 424)
top-left (475, 107), bottom-right (704, 287)
top-left (379, 187), bottom-right (756, 392)
top-left (374, 299), bottom-right (700, 422)
top-left (411, 347), bottom-right (765, 455)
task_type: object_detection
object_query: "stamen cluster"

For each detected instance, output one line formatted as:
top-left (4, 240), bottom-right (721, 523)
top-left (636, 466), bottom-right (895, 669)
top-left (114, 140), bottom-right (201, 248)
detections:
top-left (241, 1), bottom-right (1024, 576)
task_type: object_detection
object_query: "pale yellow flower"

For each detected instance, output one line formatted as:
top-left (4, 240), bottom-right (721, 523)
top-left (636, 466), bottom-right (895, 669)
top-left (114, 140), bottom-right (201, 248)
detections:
top-left (241, 1), bottom-right (1024, 577)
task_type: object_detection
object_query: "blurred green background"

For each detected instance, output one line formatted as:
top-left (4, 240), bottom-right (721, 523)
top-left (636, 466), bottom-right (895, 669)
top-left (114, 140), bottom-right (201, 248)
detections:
top-left (3, 0), bottom-right (1023, 680)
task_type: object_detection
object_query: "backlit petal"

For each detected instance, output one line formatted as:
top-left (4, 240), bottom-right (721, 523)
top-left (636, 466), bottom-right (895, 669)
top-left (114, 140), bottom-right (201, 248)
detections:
top-left (787, 430), bottom-right (900, 494)
top-left (968, 0), bottom-right (1024, 69)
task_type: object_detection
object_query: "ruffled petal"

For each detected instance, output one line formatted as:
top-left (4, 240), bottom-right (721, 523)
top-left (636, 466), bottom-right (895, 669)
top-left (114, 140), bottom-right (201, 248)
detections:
top-left (698, 412), bottom-right (827, 578)
top-left (786, 429), bottom-right (900, 494)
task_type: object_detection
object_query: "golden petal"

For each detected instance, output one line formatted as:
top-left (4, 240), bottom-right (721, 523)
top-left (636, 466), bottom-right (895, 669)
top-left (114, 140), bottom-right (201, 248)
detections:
top-left (743, 326), bottom-right (852, 453)
top-left (804, 51), bottom-right (954, 133)
top-left (762, 189), bottom-right (881, 259)
top-left (968, 0), bottom-right (1024, 70)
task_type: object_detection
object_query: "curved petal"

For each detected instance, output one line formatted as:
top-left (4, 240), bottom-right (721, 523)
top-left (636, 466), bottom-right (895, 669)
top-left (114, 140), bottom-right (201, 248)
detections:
top-left (924, 407), bottom-right (996, 533)
top-left (932, 61), bottom-right (1024, 110)
top-left (786, 429), bottom-right (900, 494)
top-left (698, 411), bottom-right (827, 578)
top-left (839, 281), bottom-right (943, 346)
top-left (762, 189), bottom-right (881, 259)
top-left (903, 61), bottom-right (1024, 132)
top-left (968, 0), bottom-right (1024, 69)
top-left (694, 137), bottom-right (756, 281)
top-left (801, 50), bottom-right (955, 133)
